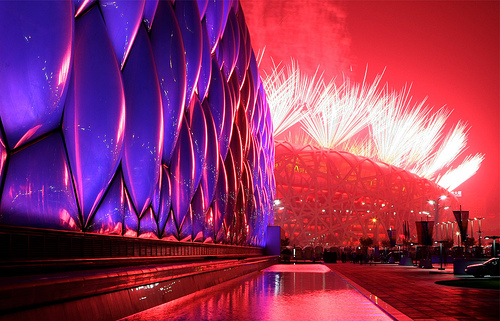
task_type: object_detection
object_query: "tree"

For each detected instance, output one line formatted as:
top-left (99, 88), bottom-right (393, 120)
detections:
top-left (442, 238), bottom-right (454, 249)
top-left (381, 238), bottom-right (391, 248)
top-left (464, 237), bottom-right (475, 247)
top-left (359, 236), bottom-right (374, 248)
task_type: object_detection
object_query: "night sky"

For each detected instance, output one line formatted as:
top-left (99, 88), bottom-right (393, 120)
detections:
top-left (241, 0), bottom-right (499, 235)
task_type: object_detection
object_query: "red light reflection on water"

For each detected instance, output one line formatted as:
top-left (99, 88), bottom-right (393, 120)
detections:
top-left (122, 264), bottom-right (392, 321)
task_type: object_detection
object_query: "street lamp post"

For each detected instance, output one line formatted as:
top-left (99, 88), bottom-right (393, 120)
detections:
top-left (443, 222), bottom-right (449, 240)
top-left (411, 242), bottom-right (419, 262)
top-left (436, 240), bottom-right (448, 270)
top-left (428, 195), bottom-right (449, 240)
top-left (371, 217), bottom-right (378, 244)
top-left (468, 218), bottom-right (474, 244)
top-left (475, 218), bottom-right (485, 246)
top-left (485, 236), bottom-right (499, 257)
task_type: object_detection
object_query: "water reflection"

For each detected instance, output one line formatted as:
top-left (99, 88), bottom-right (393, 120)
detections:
top-left (123, 264), bottom-right (392, 321)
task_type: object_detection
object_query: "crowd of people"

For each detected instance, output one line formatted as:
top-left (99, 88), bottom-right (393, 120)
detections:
top-left (280, 246), bottom-right (380, 264)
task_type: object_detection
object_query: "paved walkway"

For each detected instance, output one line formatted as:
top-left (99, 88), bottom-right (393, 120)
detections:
top-left (326, 263), bottom-right (499, 321)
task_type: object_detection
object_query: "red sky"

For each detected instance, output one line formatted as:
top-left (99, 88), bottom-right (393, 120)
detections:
top-left (241, 0), bottom-right (499, 235)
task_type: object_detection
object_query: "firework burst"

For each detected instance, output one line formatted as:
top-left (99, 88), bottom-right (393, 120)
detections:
top-left (264, 62), bottom-right (484, 191)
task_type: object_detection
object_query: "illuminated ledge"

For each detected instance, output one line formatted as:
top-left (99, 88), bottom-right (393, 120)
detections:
top-left (0, 225), bottom-right (264, 273)
top-left (0, 256), bottom-right (278, 321)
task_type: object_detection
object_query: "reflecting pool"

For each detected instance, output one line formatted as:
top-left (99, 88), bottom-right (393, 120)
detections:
top-left (122, 264), bottom-right (393, 320)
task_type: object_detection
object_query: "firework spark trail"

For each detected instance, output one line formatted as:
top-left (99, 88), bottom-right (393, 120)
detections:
top-left (264, 61), bottom-right (303, 136)
top-left (265, 59), bottom-right (329, 137)
top-left (436, 153), bottom-right (485, 191)
top-left (406, 106), bottom-right (451, 176)
top-left (302, 71), bottom-right (385, 148)
top-left (415, 121), bottom-right (469, 179)
top-left (371, 86), bottom-right (430, 168)
top-left (299, 83), bottom-right (339, 147)
top-left (256, 46), bottom-right (266, 67)
top-left (330, 74), bottom-right (385, 147)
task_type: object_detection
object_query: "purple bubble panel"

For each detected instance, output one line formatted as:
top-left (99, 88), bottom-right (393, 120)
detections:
top-left (200, 101), bottom-right (220, 210)
top-left (150, 0), bottom-right (186, 165)
top-left (100, 0), bottom-right (145, 69)
top-left (143, 0), bottom-right (159, 30)
top-left (63, 7), bottom-right (126, 226)
top-left (204, 0), bottom-right (223, 53)
top-left (87, 172), bottom-right (124, 235)
top-left (170, 117), bottom-right (196, 231)
top-left (188, 97), bottom-right (208, 192)
top-left (175, 0), bottom-right (202, 109)
top-left (0, 133), bottom-right (80, 231)
top-left (139, 208), bottom-right (158, 239)
top-left (158, 166), bottom-right (172, 237)
top-left (122, 24), bottom-right (163, 216)
top-left (213, 154), bottom-right (228, 242)
top-left (0, 1), bottom-right (73, 149)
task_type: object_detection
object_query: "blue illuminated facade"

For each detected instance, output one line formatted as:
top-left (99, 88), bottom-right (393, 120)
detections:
top-left (0, 0), bottom-right (275, 246)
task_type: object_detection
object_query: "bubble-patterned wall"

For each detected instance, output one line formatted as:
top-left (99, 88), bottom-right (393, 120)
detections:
top-left (0, 0), bottom-right (275, 247)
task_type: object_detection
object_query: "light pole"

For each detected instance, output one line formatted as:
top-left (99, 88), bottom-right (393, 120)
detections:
top-left (485, 236), bottom-right (499, 257)
top-left (474, 217), bottom-right (485, 246)
top-left (371, 217), bottom-right (378, 244)
top-left (468, 218), bottom-right (474, 244)
top-left (446, 221), bottom-right (453, 240)
top-left (444, 221), bottom-right (451, 239)
top-left (412, 242), bottom-right (419, 262)
top-left (436, 240), bottom-right (448, 270)
top-left (435, 222), bottom-right (445, 241)
top-left (449, 221), bottom-right (455, 243)
top-left (428, 195), bottom-right (449, 240)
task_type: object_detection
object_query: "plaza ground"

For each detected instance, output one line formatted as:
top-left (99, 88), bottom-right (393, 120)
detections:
top-left (327, 262), bottom-right (500, 320)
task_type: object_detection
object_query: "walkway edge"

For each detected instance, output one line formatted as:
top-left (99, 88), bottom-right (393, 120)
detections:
top-left (331, 268), bottom-right (414, 321)
top-left (0, 257), bottom-right (278, 321)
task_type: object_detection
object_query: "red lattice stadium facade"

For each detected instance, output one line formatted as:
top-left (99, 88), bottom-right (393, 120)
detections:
top-left (274, 141), bottom-right (459, 247)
